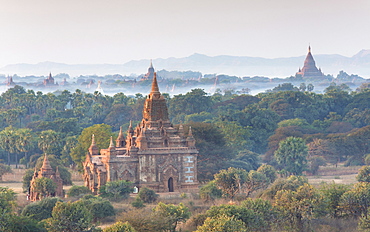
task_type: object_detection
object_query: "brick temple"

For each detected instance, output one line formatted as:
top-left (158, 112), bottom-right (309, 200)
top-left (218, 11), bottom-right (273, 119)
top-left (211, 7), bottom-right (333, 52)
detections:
top-left (83, 72), bottom-right (199, 193)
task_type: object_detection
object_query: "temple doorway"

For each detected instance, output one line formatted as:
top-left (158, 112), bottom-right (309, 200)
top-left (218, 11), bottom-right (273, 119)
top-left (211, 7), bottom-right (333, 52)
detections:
top-left (168, 177), bottom-right (174, 192)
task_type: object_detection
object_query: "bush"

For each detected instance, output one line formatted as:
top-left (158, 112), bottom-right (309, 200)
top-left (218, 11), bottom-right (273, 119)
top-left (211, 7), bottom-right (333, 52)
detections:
top-left (67, 185), bottom-right (92, 197)
top-left (357, 166), bottom-right (370, 183)
top-left (104, 180), bottom-right (133, 201)
top-left (79, 195), bottom-right (115, 221)
top-left (21, 197), bottom-right (62, 221)
top-left (131, 197), bottom-right (145, 208)
top-left (103, 221), bottom-right (136, 232)
top-left (137, 187), bottom-right (159, 203)
top-left (199, 180), bottom-right (222, 202)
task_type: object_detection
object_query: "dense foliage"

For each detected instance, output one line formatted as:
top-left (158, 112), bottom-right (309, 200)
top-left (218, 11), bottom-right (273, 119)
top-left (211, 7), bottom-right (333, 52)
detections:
top-left (0, 83), bottom-right (370, 179)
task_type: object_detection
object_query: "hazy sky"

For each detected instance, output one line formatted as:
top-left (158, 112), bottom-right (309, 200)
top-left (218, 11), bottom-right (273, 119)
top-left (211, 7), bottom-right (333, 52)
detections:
top-left (1, 0), bottom-right (369, 68)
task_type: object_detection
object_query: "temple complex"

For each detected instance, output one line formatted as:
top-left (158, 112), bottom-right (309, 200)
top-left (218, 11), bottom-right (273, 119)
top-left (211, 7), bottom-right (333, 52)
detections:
top-left (296, 46), bottom-right (324, 78)
top-left (83, 72), bottom-right (199, 193)
top-left (29, 155), bottom-right (63, 201)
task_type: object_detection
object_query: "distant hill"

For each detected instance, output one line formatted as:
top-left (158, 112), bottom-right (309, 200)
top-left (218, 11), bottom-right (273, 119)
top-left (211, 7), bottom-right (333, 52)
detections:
top-left (1, 50), bottom-right (370, 78)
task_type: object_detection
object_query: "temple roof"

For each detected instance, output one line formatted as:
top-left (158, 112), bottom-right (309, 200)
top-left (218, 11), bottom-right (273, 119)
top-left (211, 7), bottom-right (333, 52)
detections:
top-left (41, 154), bottom-right (52, 170)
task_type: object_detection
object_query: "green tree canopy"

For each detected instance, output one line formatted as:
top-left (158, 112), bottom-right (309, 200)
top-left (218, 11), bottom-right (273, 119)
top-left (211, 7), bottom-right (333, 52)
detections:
top-left (153, 202), bottom-right (191, 232)
top-left (45, 201), bottom-right (93, 232)
top-left (103, 221), bottom-right (136, 232)
top-left (214, 167), bottom-right (248, 199)
top-left (195, 215), bottom-right (247, 232)
top-left (274, 137), bottom-right (308, 175)
top-left (103, 180), bottom-right (133, 201)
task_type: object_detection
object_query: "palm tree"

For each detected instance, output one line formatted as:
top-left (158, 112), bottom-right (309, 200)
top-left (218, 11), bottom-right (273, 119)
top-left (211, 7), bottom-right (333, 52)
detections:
top-left (38, 130), bottom-right (62, 156)
top-left (0, 126), bottom-right (17, 166)
top-left (16, 128), bottom-right (34, 168)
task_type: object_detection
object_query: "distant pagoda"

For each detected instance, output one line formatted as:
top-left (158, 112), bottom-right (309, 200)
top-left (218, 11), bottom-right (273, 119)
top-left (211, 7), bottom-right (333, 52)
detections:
top-left (296, 46), bottom-right (324, 78)
top-left (140, 60), bottom-right (155, 81)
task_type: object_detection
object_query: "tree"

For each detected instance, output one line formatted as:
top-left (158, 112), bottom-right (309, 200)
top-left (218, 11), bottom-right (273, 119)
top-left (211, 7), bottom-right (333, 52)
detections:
top-left (307, 83), bottom-right (314, 92)
top-left (226, 150), bottom-right (260, 171)
top-left (260, 175), bottom-right (308, 199)
top-left (339, 182), bottom-right (370, 218)
top-left (104, 180), bottom-right (133, 201)
top-left (0, 163), bottom-right (12, 181)
top-left (0, 187), bottom-right (16, 212)
top-left (15, 128), bottom-right (34, 168)
top-left (66, 185), bottom-right (92, 197)
top-left (45, 201), bottom-right (94, 232)
top-left (244, 170), bottom-right (268, 197)
top-left (21, 197), bottom-right (62, 221)
top-left (299, 83), bottom-right (306, 92)
top-left (241, 198), bottom-right (277, 231)
top-left (199, 180), bottom-right (223, 203)
top-left (203, 204), bottom-right (255, 230)
top-left (153, 202), bottom-right (191, 232)
top-left (38, 130), bottom-right (62, 156)
top-left (0, 212), bottom-right (46, 232)
top-left (319, 183), bottom-right (349, 218)
top-left (0, 126), bottom-right (17, 165)
top-left (168, 89), bottom-right (213, 121)
top-left (118, 208), bottom-right (169, 232)
top-left (257, 164), bottom-right (277, 184)
top-left (273, 183), bottom-right (324, 231)
top-left (195, 215), bottom-right (247, 232)
top-left (357, 166), bottom-right (370, 182)
top-left (78, 195), bottom-right (115, 222)
top-left (215, 120), bottom-right (251, 152)
top-left (214, 167), bottom-right (248, 199)
top-left (186, 122), bottom-right (235, 181)
top-left (103, 221), bottom-right (137, 232)
top-left (131, 197), bottom-right (145, 208)
top-left (274, 137), bottom-right (308, 175)
top-left (31, 177), bottom-right (57, 200)
top-left (137, 187), bottom-right (159, 203)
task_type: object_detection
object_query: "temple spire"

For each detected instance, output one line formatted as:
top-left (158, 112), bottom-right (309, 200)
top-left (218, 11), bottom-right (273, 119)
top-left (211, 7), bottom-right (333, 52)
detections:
top-left (117, 126), bottom-right (124, 138)
top-left (308, 45), bottom-right (311, 53)
top-left (188, 126), bottom-right (193, 136)
top-left (88, 134), bottom-right (99, 155)
top-left (116, 126), bottom-right (125, 147)
top-left (42, 154), bottom-right (52, 170)
top-left (151, 72), bottom-right (160, 93)
top-left (109, 136), bottom-right (114, 148)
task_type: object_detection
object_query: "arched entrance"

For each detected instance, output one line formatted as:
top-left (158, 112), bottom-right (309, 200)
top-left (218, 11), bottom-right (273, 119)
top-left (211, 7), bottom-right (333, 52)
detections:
top-left (168, 177), bottom-right (174, 192)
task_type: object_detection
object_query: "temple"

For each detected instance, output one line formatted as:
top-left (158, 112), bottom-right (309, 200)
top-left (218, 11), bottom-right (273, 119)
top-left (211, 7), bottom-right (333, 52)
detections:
top-left (29, 155), bottom-right (63, 201)
top-left (83, 72), bottom-right (199, 193)
top-left (140, 60), bottom-right (155, 81)
top-left (296, 46), bottom-right (324, 78)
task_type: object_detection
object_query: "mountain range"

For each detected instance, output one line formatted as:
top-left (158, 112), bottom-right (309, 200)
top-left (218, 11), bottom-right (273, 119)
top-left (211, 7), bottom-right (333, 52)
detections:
top-left (1, 50), bottom-right (370, 78)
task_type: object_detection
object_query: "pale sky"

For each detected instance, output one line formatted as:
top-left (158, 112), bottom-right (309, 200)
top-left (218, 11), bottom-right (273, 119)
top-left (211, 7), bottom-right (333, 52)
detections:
top-left (1, 0), bottom-right (370, 68)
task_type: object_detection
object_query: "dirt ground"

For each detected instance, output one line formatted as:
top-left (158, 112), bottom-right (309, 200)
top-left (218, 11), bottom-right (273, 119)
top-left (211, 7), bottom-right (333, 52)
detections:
top-left (306, 164), bottom-right (361, 185)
